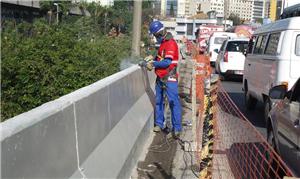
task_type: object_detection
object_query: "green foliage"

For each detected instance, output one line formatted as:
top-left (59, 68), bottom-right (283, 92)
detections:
top-left (254, 18), bottom-right (263, 24)
top-left (228, 13), bottom-right (242, 26)
top-left (1, 16), bottom-right (131, 121)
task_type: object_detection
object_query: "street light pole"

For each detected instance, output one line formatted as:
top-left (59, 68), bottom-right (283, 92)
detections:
top-left (131, 0), bottom-right (142, 57)
top-left (54, 3), bottom-right (59, 24)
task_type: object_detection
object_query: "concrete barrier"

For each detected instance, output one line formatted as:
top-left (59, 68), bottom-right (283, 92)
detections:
top-left (1, 65), bottom-right (156, 178)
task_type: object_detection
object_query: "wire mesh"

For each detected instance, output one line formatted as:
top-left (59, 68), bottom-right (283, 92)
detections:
top-left (211, 83), bottom-right (294, 179)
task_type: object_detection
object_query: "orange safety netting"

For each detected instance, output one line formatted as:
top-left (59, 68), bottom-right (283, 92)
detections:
top-left (187, 43), bottom-right (294, 178)
top-left (211, 84), bottom-right (294, 178)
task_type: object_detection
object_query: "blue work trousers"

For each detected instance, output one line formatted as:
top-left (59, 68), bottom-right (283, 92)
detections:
top-left (155, 78), bottom-right (182, 132)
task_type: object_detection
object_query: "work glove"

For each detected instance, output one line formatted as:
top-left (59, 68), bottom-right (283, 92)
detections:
top-left (146, 61), bottom-right (154, 71)
top-left (144, 55), bottom-right (154, 62)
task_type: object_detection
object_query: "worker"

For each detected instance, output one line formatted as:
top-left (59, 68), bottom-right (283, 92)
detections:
top-left (144, 20), bottom-right (182, 138)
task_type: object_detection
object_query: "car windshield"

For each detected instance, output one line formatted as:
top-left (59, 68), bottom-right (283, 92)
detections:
top-left (214, 37), bottom-right (227, 44)
top-left (226, 41), bottom-right (249, 52)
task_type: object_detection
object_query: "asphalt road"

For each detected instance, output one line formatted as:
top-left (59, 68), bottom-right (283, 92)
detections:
top-left (220, 77), bottom-right (267, 138)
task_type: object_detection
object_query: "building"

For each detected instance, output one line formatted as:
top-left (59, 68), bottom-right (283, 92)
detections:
top-left (161, 17), bottom-right (233, 41)
top-left (210, 0), bottom-right (225, 16)
top-left (269, 0), bottom-right (299, 21)
top-left (226, 0), bottom-right (253, 21)
top-left (161, 19), bottom-right (177, 37)
top-left (197, 0), bottom-right (224, 16)
top-left (161, 0), bottom-right (200, 18)
top-left (161, 0), bottom-right (167, 17)
top-left (1, 0), bottom-right (92, 23)
top-left (252, 0), bottom-right (265, 21)
top-left (166, 0), bottom-right (177, 17)
top-left (264, 0), bottom-right (271, 18)
top-left (72, 0), bottom-right (114, 6)
top-left (1, 0), bottom-right (41, 22)
top-left (177, 0), bottom-right (187, 17)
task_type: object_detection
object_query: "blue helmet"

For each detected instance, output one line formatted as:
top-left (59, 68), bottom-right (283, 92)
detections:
top-left (149, 21), bottom-right (164, 34)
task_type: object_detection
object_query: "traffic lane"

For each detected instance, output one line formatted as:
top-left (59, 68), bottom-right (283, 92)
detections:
top-left (220, 77), bottom-right (267, 138)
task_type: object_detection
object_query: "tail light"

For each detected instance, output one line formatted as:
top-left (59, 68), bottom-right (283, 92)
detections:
top-left (209, 51), bottom-right (212, 57)
top-left (224, 51), bottom-right (228, 62)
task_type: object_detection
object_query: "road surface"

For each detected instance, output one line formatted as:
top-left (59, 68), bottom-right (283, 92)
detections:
top-left (221, 77), bottom-right (267, 138)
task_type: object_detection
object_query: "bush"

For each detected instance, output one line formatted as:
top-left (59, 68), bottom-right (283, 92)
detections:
top-left (1, 18), bottom-right (131, 121)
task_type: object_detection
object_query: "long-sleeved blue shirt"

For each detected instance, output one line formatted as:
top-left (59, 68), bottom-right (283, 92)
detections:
top-left (153, 58), bottom-right (172, 69)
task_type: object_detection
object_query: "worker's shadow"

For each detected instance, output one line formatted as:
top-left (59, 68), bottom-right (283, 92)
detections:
top-left (145, 162), bottom-right (176, 179)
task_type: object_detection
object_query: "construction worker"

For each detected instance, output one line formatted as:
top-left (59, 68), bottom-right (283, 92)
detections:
top-left (145, 20), bottom-right (182, 138)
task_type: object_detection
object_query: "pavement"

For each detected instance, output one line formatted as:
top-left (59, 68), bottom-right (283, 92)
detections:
top-left (220, 77), bottom-right (267, 138)
top-left (130, 58), bottom-right (200, 179)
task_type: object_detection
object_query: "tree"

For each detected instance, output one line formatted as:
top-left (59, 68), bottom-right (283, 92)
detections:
top-left (228, 13), bottom-right (242, 26)
top-left (254, 18), bottom-right (263, 24)
top-left (40, 1), bottom-right (73, 24)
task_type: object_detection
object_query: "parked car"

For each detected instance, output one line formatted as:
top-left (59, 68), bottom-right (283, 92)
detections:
top-left (207, 32), bottom-right (237, 65)
top-left (243, 17), bottom-right (300, 122)
top-left (215, 38), bottom-right (249, 80)
top-left (267, 78), bottom-right (300, 177)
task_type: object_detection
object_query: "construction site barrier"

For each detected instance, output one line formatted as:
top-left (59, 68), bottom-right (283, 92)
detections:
top-left (1, 65), bottom-right (156, 179)
top-left (210, 83), bottom-right (294, 178)
top-left (185, 42), bottom-right (294, 178)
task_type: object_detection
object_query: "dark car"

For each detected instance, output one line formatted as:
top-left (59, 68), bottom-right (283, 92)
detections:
top-left (267, 78), bottom-right (300, 176)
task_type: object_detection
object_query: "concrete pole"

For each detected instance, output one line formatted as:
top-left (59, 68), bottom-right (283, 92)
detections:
top-left (131, 0), bottom-right (142, 57)
top-left (224, 0), bottom-right (227, 30)
top-left (54, 3), bottom-right (59, 24)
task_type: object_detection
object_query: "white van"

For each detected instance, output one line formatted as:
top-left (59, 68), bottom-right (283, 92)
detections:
top-left (207, 32), bottom-right (237, 65)
top-left (243, 17), bottom-right (300, 121)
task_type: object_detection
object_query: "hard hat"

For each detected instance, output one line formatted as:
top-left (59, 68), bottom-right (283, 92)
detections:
top-left (149, 21), bottom-right (164, 34)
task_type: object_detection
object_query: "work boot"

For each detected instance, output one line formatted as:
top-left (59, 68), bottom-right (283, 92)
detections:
top-left (174, 131), bottom-right (181, 139)
top-left (153, 126), bottom-right (162, 132)
top-left (167, 131), bottom-right (181, 139)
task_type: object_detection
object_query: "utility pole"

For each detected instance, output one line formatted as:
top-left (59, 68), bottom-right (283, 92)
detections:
top-left (224, 0), bottom-right (227, 30)
top-left (104, 12), bottom-right (107, 33)
top-left (131, 0), bottom-right (142, 57)
top-left (54, 3), bottom-right (59, 24)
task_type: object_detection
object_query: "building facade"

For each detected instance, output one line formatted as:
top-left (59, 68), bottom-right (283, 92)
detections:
top-left (198, 0), bottom-right (274, 23)
top-left (1, 0), bottom-right (41, 22)
top-left (72, 0), bottom-right (114, 6)
top-left (197, 0), bottom-right (224, 16)
top-left (252, 0), bottom-right (265, 21)
top-left (161, 0), bottom-right (202, 18)
top-left (161, 17), bottom-right (233, 41)
top-left (226, 0), bottom-right (253, 21)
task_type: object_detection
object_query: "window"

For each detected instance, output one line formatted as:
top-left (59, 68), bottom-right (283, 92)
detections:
top-left (220, 40), bottom-right (227, 51)
top-left (247, 36), bottom-right (257, 54)
top-left (265, 33), bottom-right (281, 55)
top-left (187, 24), bottom-right (193, 36)
top-left (290, 80), bottom-right (300, 103)
top-left (214, 37), bottom-right (227, 45)
top-left (253, 35), bottom-right (267, 54)
top-left (226, 41), bottom-right (248, 52)
top-left (296, 35), bottom-right (300, 56)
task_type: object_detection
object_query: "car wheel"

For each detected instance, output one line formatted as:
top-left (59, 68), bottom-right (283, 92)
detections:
top-left (266, 126), bottom-right (283, 179)
top-left (264, 98), bottom-right (271, 123)
top-left (244, 90), bottom-right (257, 110)
top-left (219, 73), bottom-right (226, 81)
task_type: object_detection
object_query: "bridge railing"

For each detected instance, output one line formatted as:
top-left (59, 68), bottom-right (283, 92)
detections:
top-left (1, 65), bottom-right (156, 179)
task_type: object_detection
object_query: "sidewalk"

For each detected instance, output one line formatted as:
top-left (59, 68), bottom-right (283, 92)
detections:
top-left (130, 58), bottom-right (200, 179)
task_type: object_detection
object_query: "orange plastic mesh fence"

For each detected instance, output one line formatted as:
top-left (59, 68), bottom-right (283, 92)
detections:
top-left (211, 83), bottom-right (294, 179)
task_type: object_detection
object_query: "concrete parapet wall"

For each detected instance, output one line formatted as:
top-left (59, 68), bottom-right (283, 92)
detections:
top-left (1, 66), bottom-right (155, 178)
